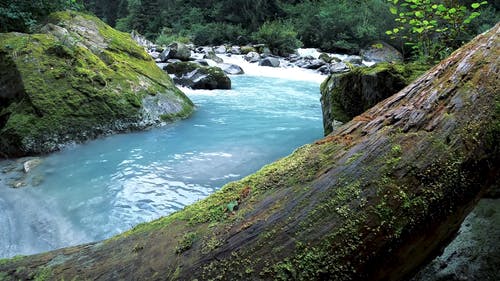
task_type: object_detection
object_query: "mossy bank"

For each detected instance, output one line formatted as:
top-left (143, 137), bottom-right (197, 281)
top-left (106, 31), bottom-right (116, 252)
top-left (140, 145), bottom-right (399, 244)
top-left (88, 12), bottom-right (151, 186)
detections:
top-left (0, 11), bottom-right (194, 157)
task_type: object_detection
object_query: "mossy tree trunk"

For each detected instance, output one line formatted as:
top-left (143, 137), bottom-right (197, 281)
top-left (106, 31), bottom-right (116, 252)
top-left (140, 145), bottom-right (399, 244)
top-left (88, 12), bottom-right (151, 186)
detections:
top-left (0, 24), bottom-right (499, 281)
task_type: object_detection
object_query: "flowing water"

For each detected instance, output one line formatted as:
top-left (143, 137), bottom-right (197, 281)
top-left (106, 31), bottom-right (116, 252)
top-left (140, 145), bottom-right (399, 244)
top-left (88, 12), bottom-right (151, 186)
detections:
top-left (0, 60), bottom-right (325, 258)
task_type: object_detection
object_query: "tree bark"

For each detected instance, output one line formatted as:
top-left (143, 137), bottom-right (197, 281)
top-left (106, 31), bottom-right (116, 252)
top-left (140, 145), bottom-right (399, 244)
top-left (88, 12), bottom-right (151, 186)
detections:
top-left (0, 24), bottom-right (499, 281)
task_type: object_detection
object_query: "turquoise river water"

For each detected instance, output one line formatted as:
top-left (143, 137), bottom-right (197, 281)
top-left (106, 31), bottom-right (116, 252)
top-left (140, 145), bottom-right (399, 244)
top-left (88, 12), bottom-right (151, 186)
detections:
top-left (0, 65), bottom-right (324, 258)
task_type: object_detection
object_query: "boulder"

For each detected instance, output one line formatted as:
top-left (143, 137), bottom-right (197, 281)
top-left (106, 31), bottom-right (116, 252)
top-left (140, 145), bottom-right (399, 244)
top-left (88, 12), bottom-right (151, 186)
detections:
top-left (219, 63), bottom-right (244, 75)
top-left (329, 61), bottom-right (350, 73)
top-left (164, 62), bottom-right (199, 76)
top-left (230, 46), bottom-right (241, 54)
top-left (411, 198), bottom-right (500, 281)
top-left (214, 45), bottom-right (226, 54)
top-left (244, 51), bottom-right (260, 63)
top-left (319, 53), bottom-right (333, 63)
top-left (159, 42), bottom-right (191, 61)
top-left (303, 59), bottom-right (326, 69)
top-left (0, 11), bottom-right (193, 157)
top-left (166, 62), bottom-right (231, 90)
top-left (317, 64), bottom-right (332, 75)
top-left (258, 57), bottom-right (280, 67)
top-left (343, 55), bottom-right (363, 65)
top-left (0, 23), bottom-right (498, 281)
top-left (203, 50), bottom-right (223, 63)
top-left (23, 158), bottom-right (42, 173)
top-left (361, 41), bottom-right (403, 63)
top-left (240, 45), bottom-right (256, 54)
top-left (174, 68), bottom-right (231, 90)
top-left (149, 51), bottom-right (160, 59)
top-left (320, 63), bottom-right (429, 135)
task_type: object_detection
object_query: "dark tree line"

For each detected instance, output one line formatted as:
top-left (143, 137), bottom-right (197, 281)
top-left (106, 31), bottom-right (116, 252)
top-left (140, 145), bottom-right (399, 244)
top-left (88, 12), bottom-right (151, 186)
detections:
top-left (1, 0), bottom-right (498, 56)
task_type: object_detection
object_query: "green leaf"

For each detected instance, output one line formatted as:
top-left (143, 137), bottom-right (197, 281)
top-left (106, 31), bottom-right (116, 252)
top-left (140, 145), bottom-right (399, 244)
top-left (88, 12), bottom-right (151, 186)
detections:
top-left (385, 30), bottom-right (393, 35)
top-left (413, 27), bottom-right (424, 33)
top-left (437, 4), bottom-right (447, 12)
top-left (449, 8), bottom-right (457, 14)
top-left (471, 3), bottom-right (480, 8)
top-left (390, 6), bottom-right (398, 14)
top-left (415, 11), bottom-right (423, 17)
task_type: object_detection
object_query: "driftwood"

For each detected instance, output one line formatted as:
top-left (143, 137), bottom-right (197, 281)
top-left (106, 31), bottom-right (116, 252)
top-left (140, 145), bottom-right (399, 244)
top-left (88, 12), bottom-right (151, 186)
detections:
top-left (0, 24), bottom-right (498, 281)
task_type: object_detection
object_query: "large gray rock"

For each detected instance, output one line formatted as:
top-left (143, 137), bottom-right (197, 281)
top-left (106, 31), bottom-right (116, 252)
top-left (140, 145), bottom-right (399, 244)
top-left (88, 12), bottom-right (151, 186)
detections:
top-left (320, 63), bottom-right (428, 135)
top-left (258, 57), bottom-right (280, 67)
top-left (411, 198), bottom-right (500, 281)
top-left (0, 11), bottom-right (194, 157)
top-left (166, 62), bottom-right (231, 90)
top-left (214, 45), bottom-right (227, 54)
top-left (219, 63), bottom-right (244, 75)
top-left (343, 55), bottom-right (363, 65)
top-left (159, 42), bottom-right (191, 61)
top-left (244, 51), bottom-right (260, 63)
top-left (230, 46), bottom-right (241, 54)
top-left (361, 42), bottom-right (403, 63)
top-left (203, 50), bottom-right (223, 63)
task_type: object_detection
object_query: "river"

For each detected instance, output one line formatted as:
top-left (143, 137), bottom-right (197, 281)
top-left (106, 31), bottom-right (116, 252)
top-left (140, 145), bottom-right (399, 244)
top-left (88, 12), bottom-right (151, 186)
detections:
top-left (0, 57), bottom-right (325, 258)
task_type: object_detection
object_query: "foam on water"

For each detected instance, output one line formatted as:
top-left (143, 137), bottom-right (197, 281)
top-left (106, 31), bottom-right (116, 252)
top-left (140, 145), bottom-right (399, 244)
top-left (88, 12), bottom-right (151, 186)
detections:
top-left (0, 68), bottom-right (324, 258)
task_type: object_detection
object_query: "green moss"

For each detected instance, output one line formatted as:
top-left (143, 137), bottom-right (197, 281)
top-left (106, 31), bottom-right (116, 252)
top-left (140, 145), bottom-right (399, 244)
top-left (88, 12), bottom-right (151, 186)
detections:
top-left (165, 62), bottom-right (199, 76)
top-left (176, 232), bottom-right (198, 254)
top-left (0, 255), bottom-right (25, 266)
top-left (33, 267), bottom-right (52, 281)
top-left (0, 11), bottom-right (193, 156)
top-left (320, 62), bottom-right (431, 129)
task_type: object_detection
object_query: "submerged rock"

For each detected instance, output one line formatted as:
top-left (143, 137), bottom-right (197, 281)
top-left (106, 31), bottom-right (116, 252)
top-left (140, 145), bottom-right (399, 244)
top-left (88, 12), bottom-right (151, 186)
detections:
top-left (0, 11), bottom-right (194, 157)
top-left (23, 158), bottom-right (42, 173)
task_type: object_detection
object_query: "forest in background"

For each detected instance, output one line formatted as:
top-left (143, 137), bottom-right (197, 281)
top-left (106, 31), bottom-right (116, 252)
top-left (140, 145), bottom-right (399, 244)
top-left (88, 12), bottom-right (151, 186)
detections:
top-left (1, 0), bottom-right (499, 61)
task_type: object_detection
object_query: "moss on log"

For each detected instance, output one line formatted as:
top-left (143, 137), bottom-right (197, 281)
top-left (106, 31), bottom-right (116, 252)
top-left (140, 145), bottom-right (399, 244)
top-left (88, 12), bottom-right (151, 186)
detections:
top-left (0, 24), bottom-right (499, 281)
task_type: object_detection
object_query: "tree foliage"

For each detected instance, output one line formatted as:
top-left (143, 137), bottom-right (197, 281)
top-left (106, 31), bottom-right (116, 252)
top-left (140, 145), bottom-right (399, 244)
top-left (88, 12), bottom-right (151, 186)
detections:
top-left (252, 20), bottom-right (302, 56)
top-left (0, 0), bottom-right (83, 32)
top-left (386, 0), bottom-right (489, 62)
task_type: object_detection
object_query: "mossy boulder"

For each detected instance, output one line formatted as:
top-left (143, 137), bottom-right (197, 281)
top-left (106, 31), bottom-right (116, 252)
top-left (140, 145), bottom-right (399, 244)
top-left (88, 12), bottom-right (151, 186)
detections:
top-left (0, 11), bottom-right (193, 157)
top-left (167, 61), bottom-right (231, 90)
top-left (320, 62), bottom-right (429, 135)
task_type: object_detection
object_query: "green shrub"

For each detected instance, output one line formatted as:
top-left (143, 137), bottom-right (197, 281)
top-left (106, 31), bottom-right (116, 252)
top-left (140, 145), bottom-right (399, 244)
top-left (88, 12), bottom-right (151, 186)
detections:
top-left (252, 20), bottom-right (302, 56)
top-left (386, 0), bottom-right (489, 63)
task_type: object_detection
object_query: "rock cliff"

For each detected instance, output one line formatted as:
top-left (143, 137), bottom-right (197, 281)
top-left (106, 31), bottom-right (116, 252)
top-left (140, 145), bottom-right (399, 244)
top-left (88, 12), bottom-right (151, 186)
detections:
top-left (0, 11), bottom-right (193, 157)
top-left (0, 23), bottom-right (498, 281)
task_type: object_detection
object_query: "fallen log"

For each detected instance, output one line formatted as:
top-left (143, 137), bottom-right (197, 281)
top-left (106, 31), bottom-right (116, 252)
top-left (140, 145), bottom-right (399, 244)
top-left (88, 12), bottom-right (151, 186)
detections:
top-left (0, 24), bottom-right (498, 281)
